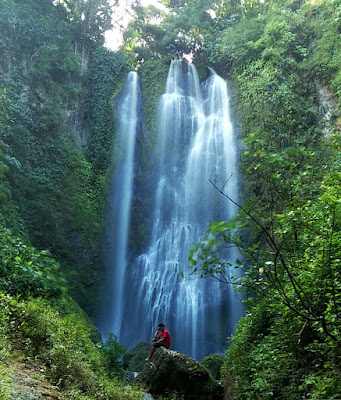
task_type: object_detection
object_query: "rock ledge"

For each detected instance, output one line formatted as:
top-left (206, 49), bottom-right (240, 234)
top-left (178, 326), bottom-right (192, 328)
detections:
top-left (136, 347), bottom-right (224, 399)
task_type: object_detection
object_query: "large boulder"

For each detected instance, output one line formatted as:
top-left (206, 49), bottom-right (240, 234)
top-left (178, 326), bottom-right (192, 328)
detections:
top-left (136, 347), bottom-right (224, 399)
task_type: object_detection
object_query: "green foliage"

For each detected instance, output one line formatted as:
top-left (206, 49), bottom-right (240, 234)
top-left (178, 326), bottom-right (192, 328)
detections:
top-left (189, 2), bottom-right (341, 397)
top-left (124, 0), bottom-right (217, 60)
top-left (138, 58), bottom-right (169, 139)
top-left (161, 0), bottom-right (215, 55)
top-left (12, 297), bottom-right (103, 389)
top-left (224, 294), bottom-right (341, 399)
top-left (223, 305), bottom-right (304, 400)
top-left (0, 1), bottom-right (340, 400)
top-left (191, 132), bottom-right (340, 365)
top-left (123, 5), bottom-right (172, 60)
top-left (306, 0), bottom-right (341, 107)
top-left (55, 0), bottom-right (113, 44)
top-left (0, 2), bottom-right (155, 396)
top-left (241, 137), bottom-right (321, 216)
top-left (0, 366), bottom-right (11, 400)
top-left (204, 16), bottom-right (265, 66)
top-left (100, 333), bottom-right (126, 379)
top-left (0, 0), bottom-right (129, 316)
top-left (86, 46), bottom-right (129, 172)
top-left (0, 294), bottom-right (146, 400)
top-left (201, 353), bottom-right (224, 380)
top-left (0, 224), bottom-right (144, 398)
top-left (190, 136), bottom-right (341, 399)
top-left (0, 228), bottom-right (67, 298)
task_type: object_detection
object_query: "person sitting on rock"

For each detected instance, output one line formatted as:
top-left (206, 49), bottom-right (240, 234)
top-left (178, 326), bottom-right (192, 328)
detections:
top-left (145, 323), bottom-right (171, 361)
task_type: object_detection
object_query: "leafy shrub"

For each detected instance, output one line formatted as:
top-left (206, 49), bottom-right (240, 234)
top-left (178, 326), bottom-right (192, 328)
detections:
top-left (223, 305), bottom-right (302, 400)
top-left (0, 308), bottom-right (11, 400)
top-left (300, 367), bottom-right (341, 399)
top-left (201, 353), bottom-right (224, 380)
top-left (0, 228), bottom-right (66, 298)
top-left (100, 333), bottom-right (126, 379)
top-left (8, 296), bottom-right (103, 390)
top-left (0, 366), bottom-right (11, 400)
top-left (0, 294), bottom-right (146, 399)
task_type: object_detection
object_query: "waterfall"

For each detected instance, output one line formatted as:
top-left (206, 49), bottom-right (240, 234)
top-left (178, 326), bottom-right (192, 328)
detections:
top-left (99, 71), bottom-right (141, 338)
top-left (113, 61), bottom-right (244, 360)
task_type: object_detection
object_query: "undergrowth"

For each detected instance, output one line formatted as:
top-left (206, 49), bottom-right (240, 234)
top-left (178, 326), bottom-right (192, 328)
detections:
top-left (0, 293), bottom-right (148, 400)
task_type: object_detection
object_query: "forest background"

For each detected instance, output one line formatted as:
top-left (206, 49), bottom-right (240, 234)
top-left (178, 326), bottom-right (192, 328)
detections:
top-left (0, 0), bottom-right (340, 399)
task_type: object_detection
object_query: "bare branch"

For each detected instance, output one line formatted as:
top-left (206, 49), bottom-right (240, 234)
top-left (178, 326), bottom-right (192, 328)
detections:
top-left (208, 178), bottom-right (319, 321)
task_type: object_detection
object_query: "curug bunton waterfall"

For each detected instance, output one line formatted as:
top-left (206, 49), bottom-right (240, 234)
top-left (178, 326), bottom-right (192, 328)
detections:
top-left (100, 61), bottom-right (244, 360)
top-left (99, 71), bottom-right (142, 340)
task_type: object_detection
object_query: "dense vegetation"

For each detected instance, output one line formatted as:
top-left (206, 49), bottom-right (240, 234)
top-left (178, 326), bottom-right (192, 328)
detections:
top-left (186, 0), bottom-right (340, 398)
top-left (0, 0), bottom-right (144, 398)
top-left (0, 0), bottom-right (340, 399)
top-left (0, 0), bottom-right (130, 315)
top-left (0, 228), bottom-right (150, 399)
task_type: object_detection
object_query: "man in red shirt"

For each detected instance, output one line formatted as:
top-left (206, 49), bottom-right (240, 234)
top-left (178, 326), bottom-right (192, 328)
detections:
top-left (145, 323), bottom-right (171, 361)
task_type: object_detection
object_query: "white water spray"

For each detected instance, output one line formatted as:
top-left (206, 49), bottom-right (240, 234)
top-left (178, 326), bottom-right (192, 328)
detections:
top-left (99, 71), bottom-right (141, 338)
top-left (109, 61), bottom-right (244, 359)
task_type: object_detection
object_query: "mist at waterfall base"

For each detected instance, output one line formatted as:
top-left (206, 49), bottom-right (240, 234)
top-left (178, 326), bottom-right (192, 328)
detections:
top-left (99, 61), bottom-right (244, 361)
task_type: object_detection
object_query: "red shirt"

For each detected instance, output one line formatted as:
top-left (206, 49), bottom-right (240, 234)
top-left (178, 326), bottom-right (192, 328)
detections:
top-left (158, 329), bottom-right (171, 348)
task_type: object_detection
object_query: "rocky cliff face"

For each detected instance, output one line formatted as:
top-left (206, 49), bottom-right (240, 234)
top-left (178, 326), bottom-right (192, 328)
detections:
top-left (315, 80), bottom-right (339, 137)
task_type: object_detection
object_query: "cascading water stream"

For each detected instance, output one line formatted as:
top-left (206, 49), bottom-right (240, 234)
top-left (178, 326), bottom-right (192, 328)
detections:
top-left (99, 71), bottom-right (141, 338)
top-left (113, 61), bottom-right (244, 360)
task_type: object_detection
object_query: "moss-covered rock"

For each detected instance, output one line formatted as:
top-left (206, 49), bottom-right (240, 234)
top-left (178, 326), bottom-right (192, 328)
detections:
top-left (122, 342), bottom-right (151, 372)
top-left (201, 353), bottom-right (224, 380)
top-left (136, 347), bottom-right (224, 399)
